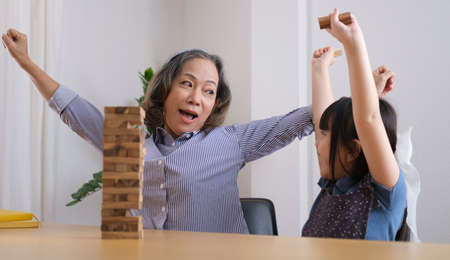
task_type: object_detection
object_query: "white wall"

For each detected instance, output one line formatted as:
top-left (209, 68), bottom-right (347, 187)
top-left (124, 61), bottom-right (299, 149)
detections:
top-left (181, 0), bottom-right (253, 196)
top-left (311, 0), bottom-right (450, 243)
top-left (250, 0), bottom-right (311, 236)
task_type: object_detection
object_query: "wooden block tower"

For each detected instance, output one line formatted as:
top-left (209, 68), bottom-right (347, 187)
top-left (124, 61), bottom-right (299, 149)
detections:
top-left (101, 107), bottom-right (146, 239)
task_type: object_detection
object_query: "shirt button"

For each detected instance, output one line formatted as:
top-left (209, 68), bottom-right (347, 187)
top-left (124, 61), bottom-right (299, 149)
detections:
top-left (157, 160), bottom-right (162, 165)
top-left (160, 183), bottom-right (164, 189)
top-left (161, 206), bottom-right (166, 212)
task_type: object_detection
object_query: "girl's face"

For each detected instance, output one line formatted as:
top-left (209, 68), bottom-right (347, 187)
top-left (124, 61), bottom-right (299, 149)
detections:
top-left (163, 58), bottom-right (218, 138)
top-left (315, 129), bottom-right (352, 180)
top-left (316, 129), bottom-right (332, 179)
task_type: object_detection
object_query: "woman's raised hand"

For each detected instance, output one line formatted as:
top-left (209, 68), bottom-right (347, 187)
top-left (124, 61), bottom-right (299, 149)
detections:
top-left (2, 29), bottom-right (30, 67)
top-left (373, 65), bottom-right (396, 98)
top-left (2, 28), bottom-right (59, 100)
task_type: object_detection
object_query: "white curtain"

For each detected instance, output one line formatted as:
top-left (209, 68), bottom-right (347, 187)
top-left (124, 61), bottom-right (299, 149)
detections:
top-left (0, 0), bottom-right (63, 221)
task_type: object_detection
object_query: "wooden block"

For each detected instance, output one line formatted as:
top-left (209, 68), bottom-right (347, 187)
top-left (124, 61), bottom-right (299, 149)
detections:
top-left (103, 142), bottom-right (142, 150)
top-left (102, 231), bottom-right (143, 239)
top-left (103, 163), bottom-right (143, 174)
top-left (103, 128), bottom-right (142, 136)
top-left (313, 48), bottom-right (343, 59)
top-left (116, 179), bottom-right (141, 188)
top-left (102, 194), bottom-right (117, 202)
top-left (115, 163), bottom-right (129, 172)
top-left (102, 179), bottom-right (117, 187)
top-left (103, 162), bottom-right (138, 172)
top-left (102, 178), bottom-right (142, 189)
top-left (102, 216), bottom-right (141, 223)
top-left (102, 208), bottom-right (127, 217)
top-left (101, 223), bottom-right (138, 232)
top-left (103, 156), bottom-right (142, 165)
top-left (104, 107), bottom-right (144, 116)
top-left (125, 193), bottom-right (143, 203)
top-left (104, 114), bottom-right (144, 124)
top-left (103, 146), bottom-right (143, 158)
top-left (103, 162), bottom-right (143, 173)
top-left (103, 187), bottom-right (140, 195)
top-left (103, 162), bottom-right (115, 172)
top-left (101, 216), bottom-right (141, 232)
top-left (102, 171), bottom-right (142, 180)
top-left (103, 135), bottom-right (144, 144)
top-left (102, 201), bottom-right (141, 209)
top-left (318, 12), bottom-right (352, 29)
top-left (103, 147), bottom-right (128, 157)
top-left (126, 149), bottom-right (141, 158)
top-left (118, 149), bottom-right (128, 157)
top-left (104, 120), bottom-right (133, 129)
top-left (102, 193), bottom-right (141, 203)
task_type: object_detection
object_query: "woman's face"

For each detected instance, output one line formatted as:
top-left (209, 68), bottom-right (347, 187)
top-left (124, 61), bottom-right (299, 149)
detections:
top-left (163, 58), bottom-right (218, 138)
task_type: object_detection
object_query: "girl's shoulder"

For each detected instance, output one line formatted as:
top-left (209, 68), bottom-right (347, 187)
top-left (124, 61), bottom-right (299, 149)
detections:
top-left (370, 169), bottom-right (407, 211)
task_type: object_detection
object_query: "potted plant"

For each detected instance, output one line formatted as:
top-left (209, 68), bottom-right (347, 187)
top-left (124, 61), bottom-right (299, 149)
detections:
top-left (66, 67), bottom-right (154, 206)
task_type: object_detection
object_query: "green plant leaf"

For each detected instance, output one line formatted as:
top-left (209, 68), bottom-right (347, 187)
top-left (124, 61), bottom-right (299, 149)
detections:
top-left (139, 74), bottom-right (148, 88)
top-left (71, 192), bottom-right (81, 200)
top-left (67, 66), bottom-right (155, 207)
top-left (93, 171), bottom-right (103, 183)
top-left (66, 171), bottom-right (103, 207)
top-left (144, 67), bottom-right (154, 81)
top-left (66, 200), bottom-right (80, 207)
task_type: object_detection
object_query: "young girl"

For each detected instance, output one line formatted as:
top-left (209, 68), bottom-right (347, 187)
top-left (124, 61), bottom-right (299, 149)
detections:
top-left (302, 9), bottom-right (407, 240)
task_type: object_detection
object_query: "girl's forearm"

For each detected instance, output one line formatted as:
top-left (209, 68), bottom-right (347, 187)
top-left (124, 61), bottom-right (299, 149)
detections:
top-left (344, 36), bottom-right (379, 123)
top-left (312, 66), bottom-right (334, 128)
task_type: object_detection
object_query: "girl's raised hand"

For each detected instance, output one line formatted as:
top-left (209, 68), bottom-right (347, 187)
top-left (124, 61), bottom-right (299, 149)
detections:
top-left (312, 46), bottom-right (337, 69)
top-left (326, 8), bottom-right (362, 46)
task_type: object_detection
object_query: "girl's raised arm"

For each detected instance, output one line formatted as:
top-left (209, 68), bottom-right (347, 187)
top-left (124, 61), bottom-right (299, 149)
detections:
top-left (311, 47), bottom-right (336, 135)
top-left (326, 9), bottom-right (399, 188)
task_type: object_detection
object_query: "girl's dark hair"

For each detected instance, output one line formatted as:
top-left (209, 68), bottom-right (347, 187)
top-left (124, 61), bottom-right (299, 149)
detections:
top-left (142, 49), bottom-right (232, 134)
top-left (319, 97), bottom-right (397, 181)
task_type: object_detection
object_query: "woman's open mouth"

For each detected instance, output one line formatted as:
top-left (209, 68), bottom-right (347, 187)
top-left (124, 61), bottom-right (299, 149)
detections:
top-left (179, 109), bottom-right (198, 122)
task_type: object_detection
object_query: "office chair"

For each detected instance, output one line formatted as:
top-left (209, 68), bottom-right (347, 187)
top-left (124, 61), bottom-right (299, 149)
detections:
top-left (395, 208), bottom-right (411, 241)
top-left (240, 198), bottom-right (278, 235)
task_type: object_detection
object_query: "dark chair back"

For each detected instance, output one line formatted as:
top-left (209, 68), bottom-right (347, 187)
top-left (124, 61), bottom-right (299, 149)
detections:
top-left (240, 198), bottom-right (278, 235)
top-left (395, 208), bottom-right (411, 241)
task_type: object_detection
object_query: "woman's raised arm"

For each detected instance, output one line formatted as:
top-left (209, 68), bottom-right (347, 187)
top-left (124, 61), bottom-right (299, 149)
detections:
top-left (2, 28), bottom-right (59, 100)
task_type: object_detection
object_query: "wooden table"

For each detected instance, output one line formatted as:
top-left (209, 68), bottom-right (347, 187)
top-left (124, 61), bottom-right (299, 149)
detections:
top-left (1, 223), bottom-right (449, 259)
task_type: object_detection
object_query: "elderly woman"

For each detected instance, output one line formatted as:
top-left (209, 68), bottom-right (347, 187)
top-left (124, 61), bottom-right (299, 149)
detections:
top-left (2, 29), bottom-right (314, 233)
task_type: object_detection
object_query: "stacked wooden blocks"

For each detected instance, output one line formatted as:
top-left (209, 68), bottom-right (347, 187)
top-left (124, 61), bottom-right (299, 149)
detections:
top-left (101, 107), bottom-right (146, 239)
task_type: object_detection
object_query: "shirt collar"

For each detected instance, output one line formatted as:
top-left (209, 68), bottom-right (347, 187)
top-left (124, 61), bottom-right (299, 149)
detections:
top-left (154, 127), bottom-right (199, 145)
top-left (318, 176), bottom-right (359, 193)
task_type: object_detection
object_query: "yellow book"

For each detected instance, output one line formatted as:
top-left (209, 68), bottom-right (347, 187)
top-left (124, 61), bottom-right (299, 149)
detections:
top-left (0, 209), bottom-right (40, 229)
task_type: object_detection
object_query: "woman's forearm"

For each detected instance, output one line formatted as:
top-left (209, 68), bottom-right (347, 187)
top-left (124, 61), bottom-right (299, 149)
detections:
top-left (21, 59), bottom-right (60, 101)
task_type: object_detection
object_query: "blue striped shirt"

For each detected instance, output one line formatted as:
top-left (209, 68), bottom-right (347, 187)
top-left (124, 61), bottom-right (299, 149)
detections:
top-left (49, 86), bottom-right (314, 233)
